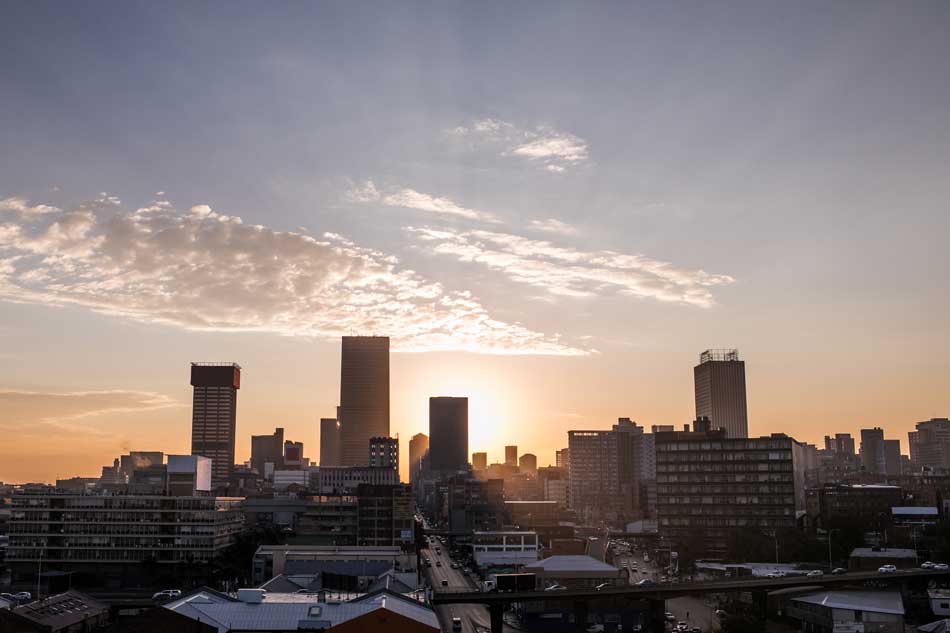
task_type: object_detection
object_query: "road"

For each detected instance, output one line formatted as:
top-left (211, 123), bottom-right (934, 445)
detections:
top-left (423, 537), bottom-right (516, 633)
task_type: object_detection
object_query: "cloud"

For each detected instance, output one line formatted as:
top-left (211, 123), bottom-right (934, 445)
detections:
top-left (0, 389), bottom-right (179, 433)
top-left (447, 119), bottom-right (589, 172)
top-left (530, 218), bottom-right (578, 236)
top-left (0, 196), bottom-right (60, 218)
top-left (0, 196), bottom-right (585, 355)
top-left (347, 180), bottom-right (501, 224)
top-left (406, 227), bottom-right (735, 307)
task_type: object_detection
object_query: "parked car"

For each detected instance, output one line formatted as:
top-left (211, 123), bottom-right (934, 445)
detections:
top-left (831, 567), bottom-right (847, 575)
top-left (764, 571), bottom-right (785, 578)
top-left (12, 592), bottom-right (33, 602)
top-left (935, 563), bottom-right (950, 571)
top-left (544, 584), bottom-right (567, 591)
top-left (636, 579), bottom-right (656, 587)
top-left (878, 565), bottom-right (897, 574)
top-left (151, 589), bottom-right (181, 602)
top-left (922, 561), bottom-right (936, 569)
top-left (806, 570), bottom-right (823, 577)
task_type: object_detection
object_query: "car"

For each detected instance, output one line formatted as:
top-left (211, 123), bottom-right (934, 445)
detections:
top-left (764, 571), bottom-right (785, 578)
top-left (831, 567), bottom-right (847, 575)
top-left (714, 610), bottom-right (728, 618)
top-left (665, 612), bottom-right (676, 622)
top-left (594, 582), bottom-right (612, 591)
top-left (878, 565), bottom-right (897, 573)
top-left (935, 563), bottom-right (950, 571)
top-left (636, 579), bottom-right (656, 587)
top-left (151, 589), bottom-right (180, 602)
top-left (585, 625), bottom-right (605, 633)
top-left (452, 616), bottom-right (463, 630)
top-left (441, 580), bottom-right (449, 586)
top-left (436, 561), bottom-right (442, 567)
top-left (544, 584), bottom-right (567, 591)
top-left (677, 622), bottom-right (688, 631)
top-left (922, 561), bottom-right (936, 569)
top-left (450, 562), bottom-right (459, 569)
top-left (806, 570), bottom-right (823, 577)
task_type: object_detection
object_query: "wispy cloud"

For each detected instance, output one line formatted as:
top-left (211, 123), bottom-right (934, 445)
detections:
top-left (406, 227), bottom-right (735, 307)
top-left (0, 196), bottom-right (60, 218)
top-left (446, 118), bottom-right (589, 172)
top-left (0, 389), bottom-right (180, 434)
top-left (346, 180), bottom-right (501, 224)
top-left (530, 218), bottom-right (578, 236)
top-left (0, 195), bottom-right (585, 355)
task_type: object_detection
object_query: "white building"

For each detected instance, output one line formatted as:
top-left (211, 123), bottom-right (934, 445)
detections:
top-left (786, 590), bottom-right (904, 633)
top-left (472, 531), bottom-right (539, 569)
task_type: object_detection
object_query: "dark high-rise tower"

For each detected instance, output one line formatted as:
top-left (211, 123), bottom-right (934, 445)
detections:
top-left (369, 436), bottom-right (399, 473)
top-left (505, 445), bottom-right (518, 467)
top-left (339, 336), bottom-right (390, 466)
top-left (320, 418), bottom-right (342, 467)
top-left (409, 433), bottom-right (429, 482)
top-left (429, 397), bottom-right (468, 472)
top-left (190, 362), bottom-right (241, 485)
top-left (250, 427), bottom-right (284, 476)
top-left (693, 349), bottom-right (748, 438)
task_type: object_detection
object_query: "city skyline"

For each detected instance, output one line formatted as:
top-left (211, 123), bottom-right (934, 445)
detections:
top-left (2, 2), bottom-right (949, 484)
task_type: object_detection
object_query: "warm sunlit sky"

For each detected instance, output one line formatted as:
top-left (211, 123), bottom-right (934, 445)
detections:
top-left (1, 2), bottom-right (949, 484)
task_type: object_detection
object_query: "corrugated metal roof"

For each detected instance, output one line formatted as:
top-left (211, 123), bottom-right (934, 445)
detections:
top-left (792, 590), bottom-right (904, 615)
top-left (527, 555), bottom-right (619, 572)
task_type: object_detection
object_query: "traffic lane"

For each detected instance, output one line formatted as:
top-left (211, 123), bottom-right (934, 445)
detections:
top-left (667, 595), bottom-right (717, 632)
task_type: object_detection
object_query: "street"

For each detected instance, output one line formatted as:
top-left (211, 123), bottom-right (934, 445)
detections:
top-left (423, 538), bottom-right (517, 633)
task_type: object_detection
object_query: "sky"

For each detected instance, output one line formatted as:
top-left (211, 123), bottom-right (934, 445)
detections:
top-left (1, 1), bottom-right (949, 483)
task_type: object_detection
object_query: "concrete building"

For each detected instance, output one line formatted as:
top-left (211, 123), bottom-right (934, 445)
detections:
top-left (167, 454), bottom-right (212, 496)
top-left (408, 433), bottom-right (428, 483)
top-left (824, 433), bottom-right (856, 457)
top-left (786, 590), bottom-right (904, 633)
top-left (860, 427), bottom-right (886, 474)
top-left (555, 448), bottom-right (569, 470)
top-left (693, 348), bottom-right (748, 438)
top-left (505, 445), bottom-right (518, 467)
top-left (884, 438), bottom-right (902, 476)
top-left (0, 591), bottom-right (108, 633)
top-left (567, 430), bottom-right (620, 519)
top-left (523, 555), bottom-right (625, 590)
top-left (7, 491), bottom-right (243, 587)
top-left (368, 436), bottom-right (398, 473)
top-left (472, 451), bottom-right (488, 471)
top-left (808, 484), bottom-right (903, 531)
top-left (472, 531), bottom-right (539, 568)
top-left (910, 418), bottom-right (950, 469)
top-left (284, 441), bottom-right (305, 469)
top-left (355, 484), bottom-right (414, 548)
top-left (320, 418), bottom-right (342, 467)
top-left (428, 397), bottom-right (468, 472)
top-left (251, 427), bottom-right (284, 477)
top-left (312, 466), bottom-right (399, 495)
top-left (656, 425), bottom-right (807, 552)
top-left (190, 362), bottom-right (241, 485)
top-left (339, 336), bottom-right (390, 467)
top-left (251, 545), bottom-right (415, 585)
top-left (519, 453), bottom-right (537, 474)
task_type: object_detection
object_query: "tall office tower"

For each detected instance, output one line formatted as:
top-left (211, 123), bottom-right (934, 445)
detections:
top-left (567, 430), bottom-right (620, 518)
top-left (693, 349), bottom-right (748, 438)
top-left (518, 453), bottom-right (537, 474)
top-left (369, 436), bottom-right (399, 473)
top-left (250, 427), bottom-right (284, 476)
top-left (408, 433), bottom-right (429, 482)
top-left (319, 418), bottom-right (342, 467)
top-left (505, 445), bottom-right (518, 467)
top-left (429, 397), bottom-right (468, 472)
top-left (472, 452), bottom-right (488, 471)
top-left (555, 448), bottom-right (569, 470)
top-left (614, 418), bottom-right (646, 515)
top-left (339, 336), bottom-right (390, 466)
top-left (860, 427), bottom-right (886, 474)
top-left (910, 418), bottom-right (950, 468)
top-left (190, 362), bottom-right (241, 486)
top-left (883, 439), bottom-right (901, 476)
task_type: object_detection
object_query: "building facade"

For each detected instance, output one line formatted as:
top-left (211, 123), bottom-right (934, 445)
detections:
top-left (567, 430), bottom-right (620, 520)
top-left (190, 362), bottom-right (241, 485)
top-left (428, 397), bottom-right (468, 472)
top-left (408, 433), bottom-right (428, 483)
top-left (320, 418), bottom-right (342, 467)
top-left (368, 436), bottom-right (399, 473)
top-left (505, 446), bottom-right (518, 467)
top-left (472, 452), bottom-right (488, 471)
top-left (693, 349), bottom-right (748, 438)
top-left (339, 336), bottom-right (390, 467)
top-left (250, 428), bottom-right (284, 477)
top-left (909, 418), bottom-right (950, 469)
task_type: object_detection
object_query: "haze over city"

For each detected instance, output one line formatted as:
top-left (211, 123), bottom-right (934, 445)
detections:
top-left (1, 2), bottom-right (949, 488)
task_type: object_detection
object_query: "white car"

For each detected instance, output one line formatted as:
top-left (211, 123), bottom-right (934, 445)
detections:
top-left (922, 561), bottom-right (936, 569)
top-left (12, 592), bottom-right (32, 602)
top-left (151, 589), bottom-right (182, 601)
top-left (544, 584), bottom-right (567, 591)
top-left (806, 570), bottom-right (823, 577)
top-left (764, 571), bottom-right (785, 578)
top-left (935, 563), bottom-right (950, 570)
top-left (878, 565), bottom-right (897, 574)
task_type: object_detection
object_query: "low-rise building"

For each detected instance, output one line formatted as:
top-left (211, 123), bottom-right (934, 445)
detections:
top-left (472, 531), bottom-right (539, 569)
top-left (785, 590), bottom-right (904, 633)
top-left (251, 545), bottom-right (415, 586)
top-left (523, 555), bottom-right (625, 590)
top-left (849, 547), bottom-right (918, 571)
top-left (0, 591), bottom-right (108, 633)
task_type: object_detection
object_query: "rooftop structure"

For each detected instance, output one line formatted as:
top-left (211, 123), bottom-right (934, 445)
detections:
top-left (0, 591), bottom-right (108, 632)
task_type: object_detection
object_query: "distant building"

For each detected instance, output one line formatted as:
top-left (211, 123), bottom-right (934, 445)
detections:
top-left (785, 590), bottom-right (904, 633)
top-left (555, 448), bottom-right (569, 469)
top-left (0, 591), bottom-right (108, 633)
top-left (320, 418), bottom-right (342, 467)
top-left (909, 418), bottom-right (950, 469)
top-left (428, 397), bottom-right (468, 472)
top-left (408, 433), bottom-right (428, 482)
top-left (355, 484), bottom-right (414, 548)
top-left (472, 531), bottom-right (539, 568)
top-left (167, 454), bottom-right (212, 496)
top-left (251, 545), bottom-right (415, 585)
top-left (368, 436), bottom-right (398, 473)
top-left (883, 439), bottom-right (902, 476)
top-left (824, 433), bottom-right (856, 457)
top-left (693, 349), bottom-right (748, 438)
top-left (523, 555), bottom-right (625, 590)
top-left (251, 428), bottom-right (284, 476)
top-left (808, 484), bottom-right (903, 530)
top-left (656, 426), bottom-right (807, 552)
top-left (505, 445), bottom-right (518, 467)
top-left (190, 362), bottom-right (241, 485)
top-left (849, 547), bottom-right (917, 571)
top-left (339, 336), bottom-right (390, 466)
top-left (284, 440), bottom-right (305, 469)
top-left (519, 453), bottom-right (537, 474)
top-left (860, 427), bottom-right (886, 474)
top-left (119, 451), bottom-right (164, 480)
top-left (568, 430), bottom-right (620, 520)
top-left (312, 466), bottom-right (399, 495)
top-left (472, 451), bottom-right (488, 471)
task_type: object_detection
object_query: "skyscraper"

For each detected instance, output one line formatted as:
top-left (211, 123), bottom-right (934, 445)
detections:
top-left (190, 362), bottom-right (241, 486)
top-left (250, 427), bottom-right (284, 476)
top-left (320, 418), bottom-right (342, 467)
top-left (408, 432), bottom-right (429, 482)
top-left (824, 433), bottom-right (856, 456)
top-left (910, 418), bottom-right (950, 468)
top-left (429, 397), bottom-right (468, 472)
top-left (519, 453), bottom-right (537, 474)
top-left (339, 336), bottom-right (390, 466)
top-left (471, 451), bottom-right (488, 471)
top-left (883, 439), bottom-right (901, 476)
top-left (693, 349), bottom-right (748, 438)
top-left (369, 436), bottom-right (399, 473)
top-left (860, 427), bottom-right (886, 474)
top-left (505, 445), bottom-right (518, 467)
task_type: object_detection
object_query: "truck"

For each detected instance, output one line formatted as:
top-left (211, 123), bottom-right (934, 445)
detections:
top-left (492, 573), bottom-right (537, 593)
